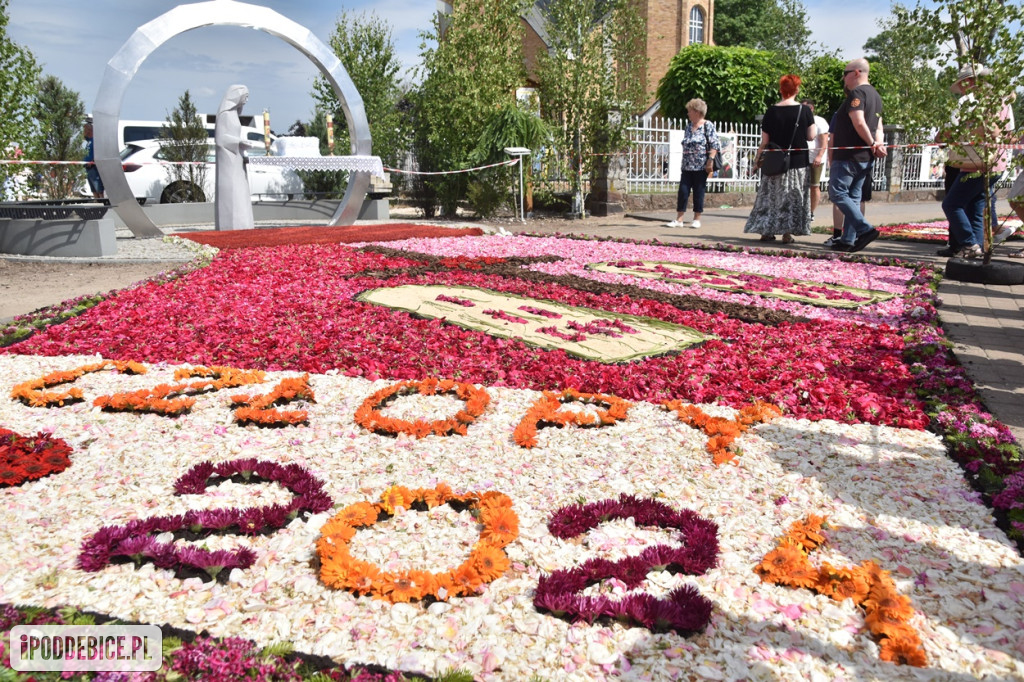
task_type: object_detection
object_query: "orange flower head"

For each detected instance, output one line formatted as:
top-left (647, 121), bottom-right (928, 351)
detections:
top-left (712, 449), bottom-right (738, 466)
top-left (320, 557), bottom-right (352, 589)
top-left (471, 544), bottom-right (510, 581)
top-left (336, 501), bottom-right (379, 527)
top-left (816, 562), bottom-right (871, 605)
top-left (408, 420), bottom-right (434, 439)
top-left (786, 515), bottom-right (828, 551)
top-left (755, 545), bottom-right (818, 589)
top-left (863, 587), bottom-right (914, 622)
top-left (479, 506), bottom-right (520, 548)
top-left (320, 517), bottom-right (358, 542)
top-left (865, 613), bottom-right (918, 641)
top-left (378, 570), bottom-right (434, 603)
top-left (381, 486), bottom-right (415, 514)
top-left (878, 635), bottom-right (927, 667)
top-left (479, 491), bottom-right (513, 511)
top-left (434, 572), bottom-right (457, 599)
top-left (449, 563), bottom-right (485, 596)
top-left (420, 483), bottom-right (454, 508)
top-left (861, 560), bottom-right (892, 584)
top-left (342, 562), bottom-right (382, 595)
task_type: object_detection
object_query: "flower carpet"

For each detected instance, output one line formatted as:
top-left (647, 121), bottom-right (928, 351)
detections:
top-left (876, 216), bottom-right (1022, 243)
top-left (2, 229), bottom-right (1024, 680)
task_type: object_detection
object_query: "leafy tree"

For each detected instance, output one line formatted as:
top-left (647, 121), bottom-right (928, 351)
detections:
top-left (536, 0), bottom-right (647, 216)
top-left (0, 0), bottom-right (41, 189)
top-left (656, 45), bottom-right (789, 123)
top-left (711, 0), bottom-right (815, 68)
top-left (469, 103), bottom-right (554, 215)
top-left (862, 5), bottom-right (947, 141)
top-left (908, 0), bottom-right (1024, 262)
top-left (30, 75), bottom-right (86, 199)
top-left (415, 0), bottom-right (527, 216)
top-left (798, 55), bottom-right (846, 120)
top-left (159, 90), bottom-right (210, 203)
top-left (312, 11), bottom-right (407, 169)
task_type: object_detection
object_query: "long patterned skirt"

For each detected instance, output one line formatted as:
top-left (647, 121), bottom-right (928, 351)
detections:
top-left (743, 166), bottom-right (812, 236)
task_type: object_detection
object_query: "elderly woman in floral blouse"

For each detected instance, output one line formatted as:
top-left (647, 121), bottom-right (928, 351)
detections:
top-left (665, 98), bottom-right (721, 229)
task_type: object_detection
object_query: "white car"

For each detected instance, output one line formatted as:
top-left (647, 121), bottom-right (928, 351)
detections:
top-left (118, 139), bottom-right (304, 204)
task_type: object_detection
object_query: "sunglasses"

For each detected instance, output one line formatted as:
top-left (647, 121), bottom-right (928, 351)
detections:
top-left (842, 69), bottom-right (858, 77)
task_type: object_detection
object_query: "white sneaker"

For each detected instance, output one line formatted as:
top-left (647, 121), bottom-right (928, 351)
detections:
top-left (823, 236), bottom-right (837, 247)
top-left (994, 225), bottom-right (1017, 244)
top-left (665, 220), bottom-right (683, 228)
top-left (690, 220), bottom-right (701, 229)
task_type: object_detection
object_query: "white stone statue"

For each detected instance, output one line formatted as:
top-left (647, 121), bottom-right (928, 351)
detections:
top-left (214, 84), bottom-right (253, 231)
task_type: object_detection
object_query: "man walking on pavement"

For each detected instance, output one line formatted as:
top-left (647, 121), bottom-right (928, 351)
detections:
top-left (827, 58), bottom-right (887, 253)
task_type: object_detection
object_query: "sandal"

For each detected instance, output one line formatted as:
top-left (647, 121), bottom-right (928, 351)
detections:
top-left (759, 234), bottom-right (777, 242)
top-left (782, 234), bottom-right (794, 244)
top-left (1008, 249), bottom-right (1024, 259)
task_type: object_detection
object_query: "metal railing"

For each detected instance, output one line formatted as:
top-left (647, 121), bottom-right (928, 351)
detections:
top-left (626, 116), bottom-right (917, 195)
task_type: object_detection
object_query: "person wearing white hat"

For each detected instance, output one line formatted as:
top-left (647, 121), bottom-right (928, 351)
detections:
top-left (936, 63), bottom-right (1014, 259)
top-left (1003, 134), bottom-right (1024, 258)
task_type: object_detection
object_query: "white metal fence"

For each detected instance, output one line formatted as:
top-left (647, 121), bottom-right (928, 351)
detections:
top-left (625, 116), bottom-right (927, 194)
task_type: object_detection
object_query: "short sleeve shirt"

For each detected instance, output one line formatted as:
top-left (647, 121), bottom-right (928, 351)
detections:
top-left (807, 115), bottom-right (829, 156)
top-left (948, 94), bottom-right (1016, 172)
top-left (681, 121), bottom-right (721, 172)
top-left (761, 104), bottom-right (814, 169)
top-left (831, 84), bottom-right (882, 163)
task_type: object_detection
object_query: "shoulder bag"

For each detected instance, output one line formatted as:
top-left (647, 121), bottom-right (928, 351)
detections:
top-left (703, 125), bottom-right (723, 173)
top-left (760, 105), bottom-right (803, 177)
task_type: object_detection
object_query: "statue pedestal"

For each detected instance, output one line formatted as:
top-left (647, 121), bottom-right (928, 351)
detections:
top-left (1, 218), bottom-right (117, 257)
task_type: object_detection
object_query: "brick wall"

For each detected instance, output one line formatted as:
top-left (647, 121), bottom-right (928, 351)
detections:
top-left (643, 0), bottom-right (714, 100)
top-left (522, 19), bottom-right (547, 85)
top-left (515, 1), bottom-right (715, 107)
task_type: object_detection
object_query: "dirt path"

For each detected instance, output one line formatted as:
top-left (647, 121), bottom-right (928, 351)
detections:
top-left (0, 260), bottom-right (179, 320)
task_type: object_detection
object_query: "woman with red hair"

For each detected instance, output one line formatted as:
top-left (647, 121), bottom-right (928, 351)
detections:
top-left (744, 74), bottom-right (817, 244)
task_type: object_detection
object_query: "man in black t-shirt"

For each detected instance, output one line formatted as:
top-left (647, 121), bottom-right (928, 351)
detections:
top-left (827, 58), bottom-right (887, 253)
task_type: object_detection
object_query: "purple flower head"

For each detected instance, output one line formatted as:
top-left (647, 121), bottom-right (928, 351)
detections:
top-left (534, 589), bottom-right (582, 617)
top-left (194, 508), bottom-right (240, 531)
top-left (236, 507), bottom-right (267, 535)
top-left (573, 595), bottom-right (611, 624)
top-left (114, 535), bottom-right (160, 561)
top-left (581, 558), bottom-right (619, 583)
top-left (216, 458), bottom-right (260, 480)
top-left (667, 584), bottom-right (714, 632)
top-left (638, 544), bottom-right (683, 572)
top-left (151, 514), bottom-right (185, 534)
top-left (298, 490), bottom-right (334, 514)
top-left (614, 555), bottom-right (652, 590)
top-left (174, 461), bottom-right (215, 494)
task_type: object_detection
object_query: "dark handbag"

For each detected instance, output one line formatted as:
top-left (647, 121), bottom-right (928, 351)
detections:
top-left (760, 105), bottom-right (803, 177)
top-left (703, 125), bottom-right (723, 172)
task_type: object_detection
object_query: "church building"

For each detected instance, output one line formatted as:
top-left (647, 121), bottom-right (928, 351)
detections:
top-left (519, 0), bottom-right (715, 103)
top-left (436, 0), bottom-right (714, 106)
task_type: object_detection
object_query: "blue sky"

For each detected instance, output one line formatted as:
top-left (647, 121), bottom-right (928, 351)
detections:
top-left (6, 0), bottom-right (895, 132)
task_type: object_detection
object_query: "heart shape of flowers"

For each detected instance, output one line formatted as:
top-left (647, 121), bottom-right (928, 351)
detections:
top-left (534, 494), bottom-right (718, 634)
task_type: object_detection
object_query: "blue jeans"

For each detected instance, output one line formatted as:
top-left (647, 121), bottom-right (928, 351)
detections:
top-left (676, 170), bottom-right (708, 213)
top-left (943, 172), bottom-right (997, 249)
top-left (828, 159), bottom-right (872, 244)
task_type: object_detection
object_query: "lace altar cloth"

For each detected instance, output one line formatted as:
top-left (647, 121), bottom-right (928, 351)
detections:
top-left (248, 155), bottom-right (385, 178)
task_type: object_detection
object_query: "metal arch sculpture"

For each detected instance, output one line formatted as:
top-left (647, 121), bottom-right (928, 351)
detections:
top-left (93, 0), bottom-right (373, 238)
